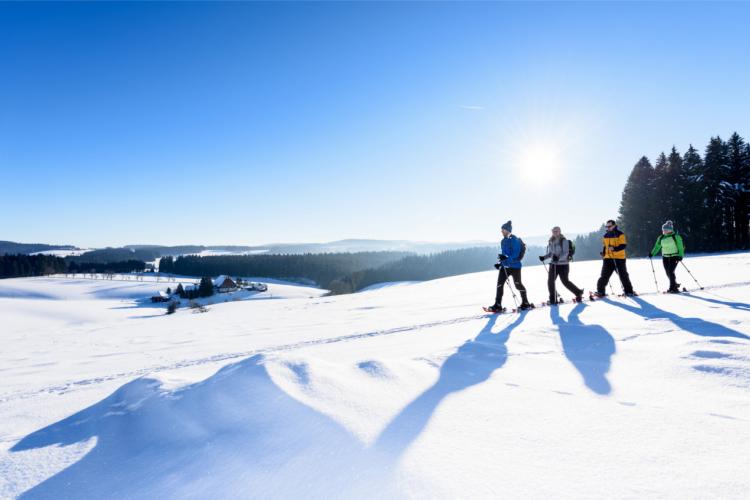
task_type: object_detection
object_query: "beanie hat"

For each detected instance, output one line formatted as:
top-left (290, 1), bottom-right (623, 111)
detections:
top-left (501, 220), bottom-right (512, 232)
top-left (662, 220), bottom-right (674, 232)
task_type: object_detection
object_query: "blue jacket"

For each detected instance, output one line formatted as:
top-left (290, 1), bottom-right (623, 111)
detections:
top-left (499, 235), bottom-right (523, 269)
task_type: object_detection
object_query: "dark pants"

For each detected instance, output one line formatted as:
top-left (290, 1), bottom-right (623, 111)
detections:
top-left (663, 256), bottom-right (680, 291)
top-left (597, 259), bottom-right (634, 295)
top-left (547, 264), bottom-right (583, 301)
top-left (495, 267), bottom-right (529, 306)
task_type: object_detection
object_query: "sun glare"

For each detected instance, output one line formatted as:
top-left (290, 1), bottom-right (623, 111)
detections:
top-left (518, 141), bottom-right (562, 184)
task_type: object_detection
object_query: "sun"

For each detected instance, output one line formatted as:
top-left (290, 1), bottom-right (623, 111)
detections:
top-left (517, 141), bottom-right (563, 184)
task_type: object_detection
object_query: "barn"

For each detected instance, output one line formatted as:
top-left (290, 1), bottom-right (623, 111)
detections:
top-left (213, 275), bottom-right (238, 293)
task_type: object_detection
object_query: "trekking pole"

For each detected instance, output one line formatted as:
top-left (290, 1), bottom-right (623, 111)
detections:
top-left (497, 263), bottom-right (519, 308)
top-left (648, 256), bottom-right (660, 293)
top-left (679, 260), bottom-right (704, 290)
top-left (611, 260), bottom-right (624, 295)
top-left (542, 259), bottom-right (561, 304)
top-left (605, 260), bottom-right (616, 296)
top-left (552, 262), bottom-right (560, 303)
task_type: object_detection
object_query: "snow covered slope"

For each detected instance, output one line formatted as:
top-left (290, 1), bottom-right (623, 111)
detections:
top-left (1, 253), bottom-right (749, 499)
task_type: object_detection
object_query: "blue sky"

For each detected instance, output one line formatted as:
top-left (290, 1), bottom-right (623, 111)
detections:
top-left (2, 1), bottom-right (749, 247)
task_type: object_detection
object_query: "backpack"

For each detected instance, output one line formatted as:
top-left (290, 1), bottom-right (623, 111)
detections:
top-left (517, 237), bottom-right (527, 260)
top-left (567, 239), bottom-right (576, 261)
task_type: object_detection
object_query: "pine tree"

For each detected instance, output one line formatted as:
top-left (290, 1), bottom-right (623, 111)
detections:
top-left (726, 132), bottom-right (750, 249)
top-left (681, 144), bottom-right (705, 249)
top-left (619, 156), bottom-right (656, 256)
top-left (703, 136), bottom-right (730, 251)
top-left (652, 152), bottom-right (670, 226)
top-left (664, 146), bottom-right (686, 224)
top-left (198, 276), bottom-right (214, 298)
top-left (159, 256), bottom-right (174, 274)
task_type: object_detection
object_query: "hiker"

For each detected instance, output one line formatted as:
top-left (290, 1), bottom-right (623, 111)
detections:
top-left (487, 220), bottom-right (532, 312)
top-left (594, 219), bottom-right (635, 297)
top-left (539, 226), bottom-right (584, 304)
top-left (649, 220), bottom-right (685, 293)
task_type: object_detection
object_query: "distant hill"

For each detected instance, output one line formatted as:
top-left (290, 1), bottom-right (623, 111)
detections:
top-left (252, 239), bottom-right (496, 255)
top-left (4, 238), bottom-right (566, 262)
top-left (0, 241), bottom-right (78, 256)
top-left (113, 240), bottom-right (500, 259)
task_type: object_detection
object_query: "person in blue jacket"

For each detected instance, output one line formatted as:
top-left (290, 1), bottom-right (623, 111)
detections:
top-left (487, 220), bottom-right (532, 312)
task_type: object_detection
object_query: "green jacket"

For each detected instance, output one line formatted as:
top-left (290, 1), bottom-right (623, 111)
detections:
top-left (650, 232), bottom-right (685, 258)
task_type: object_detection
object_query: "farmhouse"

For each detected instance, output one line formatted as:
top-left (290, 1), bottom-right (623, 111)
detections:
top-left (213, 275), bottom-right (238, 293)
top-left (150, 291), bottom-right (170, 303)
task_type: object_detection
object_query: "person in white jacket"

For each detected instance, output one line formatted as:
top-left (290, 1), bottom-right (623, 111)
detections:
top-left (539, 226), bottom-right (584, 304)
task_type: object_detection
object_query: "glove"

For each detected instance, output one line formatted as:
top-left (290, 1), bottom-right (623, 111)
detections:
top-left (599, 251), bottom-right (605, 257)
top-left (538, 255), bottom-right (545, 262)
top-left (677, 256), bottom-right (683, 262)
top-left (648, 254), bottom-right (653, 259)
top-left (494, 263), bottom-right (501, 270)
top-left (499, 254), bottom-right (508, 261)
top-left (552, 255), bottom-right (559, 263)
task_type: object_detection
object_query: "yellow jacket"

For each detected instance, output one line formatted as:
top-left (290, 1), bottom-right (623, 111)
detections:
top-left (602, 228), bottom-right (627, 259)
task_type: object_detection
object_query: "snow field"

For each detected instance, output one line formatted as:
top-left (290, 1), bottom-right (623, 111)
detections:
top-left (1, 253), bottom-right (749, 498)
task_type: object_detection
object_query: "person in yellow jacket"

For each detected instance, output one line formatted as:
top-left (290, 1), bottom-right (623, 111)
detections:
top-left (594, 219), bottom-right (635, 297)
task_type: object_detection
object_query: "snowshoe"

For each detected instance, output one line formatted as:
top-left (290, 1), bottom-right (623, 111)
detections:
top-left (483, 305), bottom-right (506, 314)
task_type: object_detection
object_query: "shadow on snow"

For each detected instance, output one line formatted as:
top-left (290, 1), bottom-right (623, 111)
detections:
top-left (680, 292), bottom-right (750, 312)
top-left (603, 296), bottom-right (749, 340)
top-left (372, 312), bottom-right (524, 457)
top-left (12, 314), bottom-right (526, 498)
top-left (549, 302), bottom-right (615, 395)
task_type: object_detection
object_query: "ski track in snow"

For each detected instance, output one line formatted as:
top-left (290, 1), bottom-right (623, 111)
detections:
top-left (0, 311), bottom-right (496, 404)
top-left (3, 280), bottom-right (749, 406)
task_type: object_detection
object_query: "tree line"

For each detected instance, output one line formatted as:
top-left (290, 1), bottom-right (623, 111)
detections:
top-left (0, 254), bottom-right (68, 278)
top-left (159, 246), bottom-right (551, 294)
top-left (160, 252), bottom-right (412, 294)
top-left (619, 131), bottom-right (749, 256)
top-left (67, 260), bottom-right (148, 274)
top-left (0, 255), bottom-right (147, 279)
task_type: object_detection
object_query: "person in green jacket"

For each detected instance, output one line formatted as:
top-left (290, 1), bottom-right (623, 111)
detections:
top-left (649, 220), bottom-right (685, 293)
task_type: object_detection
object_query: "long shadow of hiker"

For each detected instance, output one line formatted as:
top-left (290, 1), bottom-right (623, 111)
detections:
top-left (372, 312), bottom-right (525, 457)
top-left (550, 303), bottom-right (615, 395)
top-left (11, 315), bottom-right (525, 498)
top-left (604, 296), bottom-right (750, 340)
top-left (680, 293), bottom-right (750, 312)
